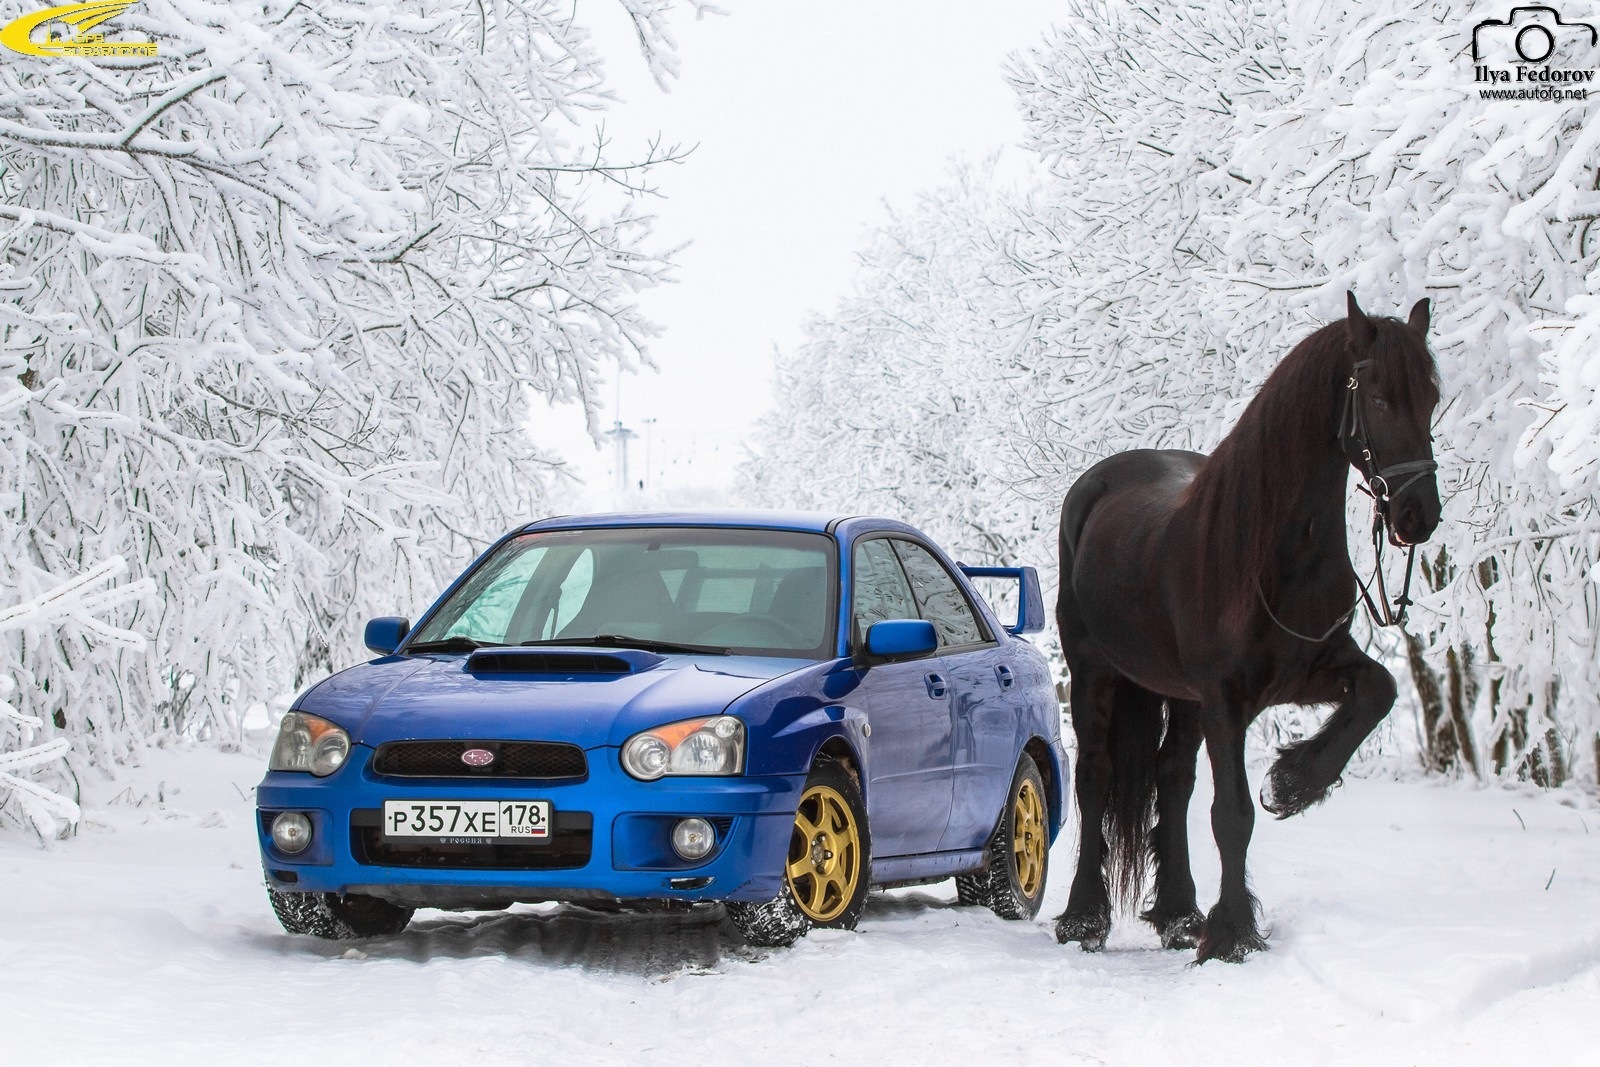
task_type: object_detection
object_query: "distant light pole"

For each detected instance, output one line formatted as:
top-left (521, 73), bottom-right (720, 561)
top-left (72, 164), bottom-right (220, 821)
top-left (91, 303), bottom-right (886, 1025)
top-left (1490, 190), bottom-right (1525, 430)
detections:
top-left (604, 419), bottom-right (637, 493)
top-left (643, 417), bottom-right (657, 491)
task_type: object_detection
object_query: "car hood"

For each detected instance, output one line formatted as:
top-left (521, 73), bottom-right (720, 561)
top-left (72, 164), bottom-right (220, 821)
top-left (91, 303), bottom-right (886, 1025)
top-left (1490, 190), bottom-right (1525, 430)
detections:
top-left (295, 652), bottom-right (804, 749)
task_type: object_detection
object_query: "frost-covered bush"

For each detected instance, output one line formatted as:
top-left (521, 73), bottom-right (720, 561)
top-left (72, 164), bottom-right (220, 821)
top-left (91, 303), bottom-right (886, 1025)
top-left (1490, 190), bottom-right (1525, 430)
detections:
top-left (1, 1), bottom-right (706, 781)
top-left (0, 559), bottom-right (149, 837)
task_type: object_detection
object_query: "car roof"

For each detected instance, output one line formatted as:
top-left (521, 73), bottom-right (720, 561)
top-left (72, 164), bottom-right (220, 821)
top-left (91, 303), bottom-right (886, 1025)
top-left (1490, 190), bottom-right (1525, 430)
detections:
top-left (516, 511), bottom-right (938, 551)
top-left (521, 509), bottom-right (853, 535)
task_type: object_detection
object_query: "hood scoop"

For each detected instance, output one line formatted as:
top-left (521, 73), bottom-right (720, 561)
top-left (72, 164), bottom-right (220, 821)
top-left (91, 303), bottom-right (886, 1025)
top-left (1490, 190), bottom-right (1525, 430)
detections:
top-left (465, 647), bottom-right (666, 676)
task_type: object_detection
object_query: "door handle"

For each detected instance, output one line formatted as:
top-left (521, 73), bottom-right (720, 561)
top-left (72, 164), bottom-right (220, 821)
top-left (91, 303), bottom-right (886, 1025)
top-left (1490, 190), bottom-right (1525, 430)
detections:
top-left (925, 673), bottom-right (948, 699)
top-left (995, 665), bottom-right (1015, 689)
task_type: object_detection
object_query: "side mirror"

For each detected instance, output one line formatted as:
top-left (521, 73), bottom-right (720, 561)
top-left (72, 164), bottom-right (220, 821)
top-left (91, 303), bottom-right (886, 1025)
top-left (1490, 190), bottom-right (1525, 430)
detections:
top-left (958, 565), bottom-right (1046, 635)
top-left (863, 619), bottom-right (938, 662)
top-left (364, 616), bottom-right (410, 656)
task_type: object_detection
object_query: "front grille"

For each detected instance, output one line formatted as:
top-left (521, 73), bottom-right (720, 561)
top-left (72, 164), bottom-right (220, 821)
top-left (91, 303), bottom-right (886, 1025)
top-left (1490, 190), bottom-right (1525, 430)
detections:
top-left (351, 809), bottom-right (593, 870)
top-left (371, 740), bottom-right (587, 780)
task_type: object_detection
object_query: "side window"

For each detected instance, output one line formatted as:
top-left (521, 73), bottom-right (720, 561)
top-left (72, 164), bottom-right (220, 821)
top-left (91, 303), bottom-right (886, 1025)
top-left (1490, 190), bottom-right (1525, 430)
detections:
top-left (892, 540), bottom-right (986, 648)
top-left (852, 538), bottom-right (919, 641)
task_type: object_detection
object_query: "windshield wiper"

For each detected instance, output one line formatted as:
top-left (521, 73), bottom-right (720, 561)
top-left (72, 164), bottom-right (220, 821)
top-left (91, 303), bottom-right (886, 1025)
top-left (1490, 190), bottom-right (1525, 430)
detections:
top-left (404, 636), bottom-right (506, 654)
top-left (520, 634), bottom-right (731, 656)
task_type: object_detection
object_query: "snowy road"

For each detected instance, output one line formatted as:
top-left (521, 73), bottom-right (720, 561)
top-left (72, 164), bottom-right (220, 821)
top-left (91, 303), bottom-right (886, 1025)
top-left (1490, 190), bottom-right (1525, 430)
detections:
top-left (3, 747), bottom-right (1597, 1066)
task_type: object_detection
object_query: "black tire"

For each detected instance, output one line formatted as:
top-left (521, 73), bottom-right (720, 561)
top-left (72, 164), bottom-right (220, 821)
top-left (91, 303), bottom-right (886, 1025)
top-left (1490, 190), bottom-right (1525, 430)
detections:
top-left (727, 758), bottom-right (871, 947)
top-left (268, 888), bottom-right (414, 939)
top-left (955, 756), bottom-right (1049, 920)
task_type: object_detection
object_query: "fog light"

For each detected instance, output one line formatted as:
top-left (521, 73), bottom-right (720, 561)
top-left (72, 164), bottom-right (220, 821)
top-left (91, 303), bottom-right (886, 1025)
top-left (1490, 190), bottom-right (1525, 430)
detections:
top-left (671, 817), bottom-right (716, 861)
top-left (271, 812), bottom-right (313, 855)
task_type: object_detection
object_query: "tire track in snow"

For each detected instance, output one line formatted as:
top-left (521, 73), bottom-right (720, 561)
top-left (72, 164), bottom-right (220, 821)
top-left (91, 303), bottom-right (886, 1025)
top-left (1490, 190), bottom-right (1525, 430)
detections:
top-left (337, 904), bottom-right (739, 978)
top-left (1454, 932), bottom-right (1600, 1015)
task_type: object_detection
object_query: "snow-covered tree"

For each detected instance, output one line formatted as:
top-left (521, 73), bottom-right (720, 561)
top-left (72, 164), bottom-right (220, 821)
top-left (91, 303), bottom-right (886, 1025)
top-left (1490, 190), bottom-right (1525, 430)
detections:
top-left (750, 0), bottom-right (1600, 784)
top-left (1193, 0), bottom-right (1600, 784)
top-left (1003, 0), bottom-right (1312, 464)
top-left (1014, 0), bottom-right (1600, 783)
top-left (1, 1), bottom-right (708, 786)
top-left (742, 160), bottom-right (1051, 569)
top-left (0, 558), bottom-right (149, 836)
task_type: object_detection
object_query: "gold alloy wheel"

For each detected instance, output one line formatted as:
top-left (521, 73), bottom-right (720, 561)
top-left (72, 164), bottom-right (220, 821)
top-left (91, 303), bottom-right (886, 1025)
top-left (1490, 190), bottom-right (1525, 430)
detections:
top-left (785, 782), bottom-right (862, 922)
top-left (1011, 778), bottom-right (1047, 898)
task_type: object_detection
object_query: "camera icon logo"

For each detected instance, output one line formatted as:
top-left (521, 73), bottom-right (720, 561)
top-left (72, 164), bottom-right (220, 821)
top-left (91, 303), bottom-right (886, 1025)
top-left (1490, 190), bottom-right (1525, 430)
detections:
top-left (1472, 5), bottom-right (1598, 63)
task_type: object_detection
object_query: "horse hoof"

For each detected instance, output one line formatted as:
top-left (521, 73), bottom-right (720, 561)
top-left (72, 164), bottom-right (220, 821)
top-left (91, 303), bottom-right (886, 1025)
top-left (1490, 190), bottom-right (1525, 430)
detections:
top-left (1147, 910), bottom-right (1204, 950)
top-left (1259, 763), bottom-right (1327, 820)
top-left (1259, 781), bottom-right (1289, 818)
top-left (1195, 922), bottom-right (1268, 964)
top-left (1195, 931), bottom-right (1268, 964)
top-left (1055, 911), bottom-right (1110, 951)
top-left (1193, 898), bottom-right (1268, 963)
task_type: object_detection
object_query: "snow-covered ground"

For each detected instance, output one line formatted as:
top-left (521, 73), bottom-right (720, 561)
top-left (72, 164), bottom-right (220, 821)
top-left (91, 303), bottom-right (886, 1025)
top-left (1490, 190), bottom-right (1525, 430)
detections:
top-left (3, 745), bottom-right (1597, 1066)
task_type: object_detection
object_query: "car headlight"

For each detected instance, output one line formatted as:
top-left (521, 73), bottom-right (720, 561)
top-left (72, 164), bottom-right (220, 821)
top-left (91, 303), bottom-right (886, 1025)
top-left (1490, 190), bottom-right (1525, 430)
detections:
top-left (269, 712), bottom-right (351, 777)
top-left (621, 716), bottom-right (745, 780)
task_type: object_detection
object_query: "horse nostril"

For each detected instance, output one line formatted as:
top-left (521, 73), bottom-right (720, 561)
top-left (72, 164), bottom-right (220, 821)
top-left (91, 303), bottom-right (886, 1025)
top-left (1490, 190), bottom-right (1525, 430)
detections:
top-left (1399, 501), bottom-right (1440, 545)
top-left (1390, 499), bottom-right (1431, 546)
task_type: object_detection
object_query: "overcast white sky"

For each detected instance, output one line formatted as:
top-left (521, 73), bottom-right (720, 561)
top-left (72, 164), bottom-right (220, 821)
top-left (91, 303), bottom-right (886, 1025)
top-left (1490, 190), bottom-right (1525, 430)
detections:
top-left (549, 2), bottom-right (1063, 501)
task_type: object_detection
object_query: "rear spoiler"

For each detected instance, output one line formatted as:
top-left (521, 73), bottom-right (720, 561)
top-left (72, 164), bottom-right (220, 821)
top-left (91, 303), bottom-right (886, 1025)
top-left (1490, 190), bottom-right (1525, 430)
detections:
top-left (958, 566), bottom-right (1046, 636)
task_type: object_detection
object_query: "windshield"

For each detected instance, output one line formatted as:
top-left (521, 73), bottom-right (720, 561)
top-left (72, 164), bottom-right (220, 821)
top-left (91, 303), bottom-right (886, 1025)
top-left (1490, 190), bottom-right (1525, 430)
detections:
top-left (406, 526), bottom-right (838, 659)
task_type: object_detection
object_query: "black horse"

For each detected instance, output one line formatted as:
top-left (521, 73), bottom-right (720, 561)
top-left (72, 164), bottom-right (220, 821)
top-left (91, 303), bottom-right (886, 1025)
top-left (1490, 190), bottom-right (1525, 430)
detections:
top-left (1055, 293), bottom-right (1442, 963)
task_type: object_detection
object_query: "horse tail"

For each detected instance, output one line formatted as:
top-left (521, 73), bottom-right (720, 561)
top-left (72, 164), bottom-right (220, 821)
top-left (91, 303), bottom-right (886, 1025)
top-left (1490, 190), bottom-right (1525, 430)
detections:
top-left (1104, 681), bottom-right (1165, 910)
top-left (1059, 462), bottom-right (1162, 908)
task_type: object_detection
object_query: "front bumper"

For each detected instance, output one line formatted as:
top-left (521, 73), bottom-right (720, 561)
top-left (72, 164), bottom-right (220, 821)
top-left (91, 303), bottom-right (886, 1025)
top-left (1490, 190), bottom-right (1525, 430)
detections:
top-left (256, 745), bottom-right (806, 907)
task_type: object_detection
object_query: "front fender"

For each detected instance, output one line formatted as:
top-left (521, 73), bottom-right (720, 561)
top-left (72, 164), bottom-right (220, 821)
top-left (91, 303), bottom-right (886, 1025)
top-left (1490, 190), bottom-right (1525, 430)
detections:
top-left (754, 700), bottom-right (869, 778)
top-left (729, 660), bottom-right (870, 779)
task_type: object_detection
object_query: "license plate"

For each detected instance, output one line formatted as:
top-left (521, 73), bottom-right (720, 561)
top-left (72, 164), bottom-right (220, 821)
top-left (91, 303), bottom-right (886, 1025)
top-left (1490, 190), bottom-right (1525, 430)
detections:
top-left (382, 800), bottom-right (551, 840)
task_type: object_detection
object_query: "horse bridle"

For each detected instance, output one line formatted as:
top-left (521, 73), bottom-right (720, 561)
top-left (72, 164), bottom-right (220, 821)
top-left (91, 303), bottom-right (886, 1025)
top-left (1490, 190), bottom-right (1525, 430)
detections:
top-left (1259, 356), bottom-right (1440, 641)
top-left (1337, 358), bottom-right (1436, 627)
top-left (1338, 360), bottom-right (1438, 516)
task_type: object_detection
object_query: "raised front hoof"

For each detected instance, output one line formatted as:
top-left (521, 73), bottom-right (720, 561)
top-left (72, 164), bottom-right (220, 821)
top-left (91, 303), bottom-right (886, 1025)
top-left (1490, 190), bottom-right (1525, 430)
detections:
top-left (1142, 908), bottom-right (1205, 951)
top-left (1259, 759), bottom-right (1337, 820)
top-left (1055, 909), bottom-right (1111, 952)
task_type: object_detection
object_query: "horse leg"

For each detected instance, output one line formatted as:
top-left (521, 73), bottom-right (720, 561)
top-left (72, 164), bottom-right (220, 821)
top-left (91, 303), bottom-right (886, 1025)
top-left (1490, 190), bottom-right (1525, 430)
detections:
top-left (1054, 663), bottom-right (1117, 950)
top-left (1197, 708), bottom-right (1267, 963)
top-left (1260, 642), bottom-right (1398, 819)
top-left (1141, 700), bottom-right (1203, 949)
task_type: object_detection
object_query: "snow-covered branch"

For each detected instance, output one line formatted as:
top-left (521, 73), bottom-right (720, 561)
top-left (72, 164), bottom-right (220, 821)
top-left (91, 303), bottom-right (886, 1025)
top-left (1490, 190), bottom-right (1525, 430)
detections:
top-left (747, 0), bottom-right (1600, 786)
top-left (1, 0), bottom-right (706, 795)
top-left (0, 560), bottom-right (150, 838)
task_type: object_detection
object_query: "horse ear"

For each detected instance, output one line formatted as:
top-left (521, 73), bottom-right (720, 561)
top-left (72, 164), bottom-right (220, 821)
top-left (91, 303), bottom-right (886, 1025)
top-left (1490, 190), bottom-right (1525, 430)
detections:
top-left (1346, 291), bottom-right (1375, 352)
top-left (1408, 297), bottom-right (1431, 336)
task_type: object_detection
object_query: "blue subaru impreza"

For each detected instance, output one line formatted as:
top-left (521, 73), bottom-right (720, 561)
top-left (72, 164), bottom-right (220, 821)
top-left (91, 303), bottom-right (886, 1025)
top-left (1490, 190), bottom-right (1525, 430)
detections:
top-left (257, 510), bottom-right (1067, 945)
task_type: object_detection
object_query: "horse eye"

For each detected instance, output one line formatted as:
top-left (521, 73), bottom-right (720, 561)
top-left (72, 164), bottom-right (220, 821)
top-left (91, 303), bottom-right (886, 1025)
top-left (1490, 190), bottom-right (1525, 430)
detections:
top-left (1370, 396), bottom-right (1389, 412)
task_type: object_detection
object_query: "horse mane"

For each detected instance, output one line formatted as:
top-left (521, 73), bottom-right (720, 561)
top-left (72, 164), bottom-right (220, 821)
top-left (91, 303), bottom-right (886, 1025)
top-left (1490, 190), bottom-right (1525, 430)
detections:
top-left (1179, 313), bottom-right (1440, 631)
